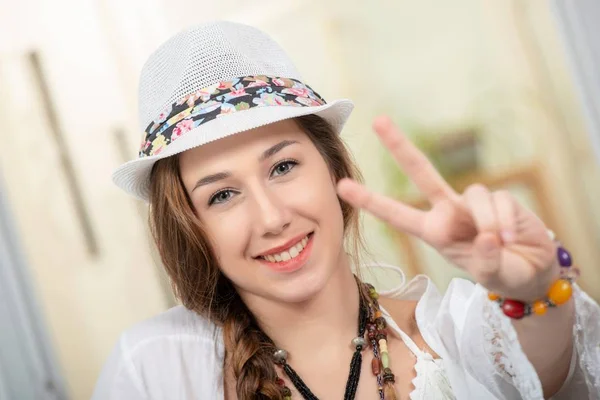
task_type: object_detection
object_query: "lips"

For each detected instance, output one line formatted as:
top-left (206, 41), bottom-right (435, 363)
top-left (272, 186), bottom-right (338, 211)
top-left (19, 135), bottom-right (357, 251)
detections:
top-left (256, 232), bottom-right (314, 273)
top-left (259, 234), bottom-right (310, 262)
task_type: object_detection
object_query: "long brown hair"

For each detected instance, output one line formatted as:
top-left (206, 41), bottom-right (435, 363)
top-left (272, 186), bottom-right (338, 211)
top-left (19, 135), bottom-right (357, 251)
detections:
top-left (148, 114), bottom-right (366, 399)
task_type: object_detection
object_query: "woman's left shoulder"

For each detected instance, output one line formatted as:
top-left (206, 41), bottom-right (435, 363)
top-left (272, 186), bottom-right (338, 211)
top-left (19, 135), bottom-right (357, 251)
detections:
top-left (379, 296), bottom-right (419, 334)
top-left (379, 295), bottom-right (441, 358)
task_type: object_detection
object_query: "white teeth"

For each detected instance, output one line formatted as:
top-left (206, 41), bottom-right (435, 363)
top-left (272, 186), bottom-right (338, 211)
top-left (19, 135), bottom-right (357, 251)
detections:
top-left (261, 234), bottom-right (310, 262)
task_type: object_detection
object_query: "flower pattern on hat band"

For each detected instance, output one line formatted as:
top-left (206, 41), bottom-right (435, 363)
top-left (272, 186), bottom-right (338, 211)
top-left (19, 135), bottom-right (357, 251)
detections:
top-left (139, 76), bottom-right (327, 158)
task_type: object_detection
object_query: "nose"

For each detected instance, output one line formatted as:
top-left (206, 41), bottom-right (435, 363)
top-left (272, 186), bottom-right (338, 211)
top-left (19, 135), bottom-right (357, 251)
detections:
top-left (251, 183), bottom-right (292, 237)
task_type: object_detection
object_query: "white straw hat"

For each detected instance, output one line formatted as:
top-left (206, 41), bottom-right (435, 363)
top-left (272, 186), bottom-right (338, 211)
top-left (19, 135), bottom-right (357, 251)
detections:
top-left (112, 21), bottom-right (354, 201)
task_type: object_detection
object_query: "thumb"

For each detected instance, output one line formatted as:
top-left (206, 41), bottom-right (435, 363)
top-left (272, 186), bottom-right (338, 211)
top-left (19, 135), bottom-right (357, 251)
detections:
top-left (470, 232), bottom-right (502, 285)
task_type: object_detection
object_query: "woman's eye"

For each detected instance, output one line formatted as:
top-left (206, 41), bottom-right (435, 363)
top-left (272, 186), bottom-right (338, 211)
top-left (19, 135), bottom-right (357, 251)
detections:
top-left (209, 189), bottom-right (235, 205)
top-left (271, 160), bottom-right (298, 177)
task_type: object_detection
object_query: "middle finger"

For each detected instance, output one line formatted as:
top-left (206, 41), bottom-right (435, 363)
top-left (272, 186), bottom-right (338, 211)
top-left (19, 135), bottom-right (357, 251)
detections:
top-left (463, 184), bottom-right (498, 234)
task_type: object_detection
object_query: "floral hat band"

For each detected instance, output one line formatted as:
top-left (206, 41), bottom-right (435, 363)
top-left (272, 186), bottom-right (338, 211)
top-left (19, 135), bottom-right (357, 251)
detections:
top-left (139, 75), bottom-right (327, 158)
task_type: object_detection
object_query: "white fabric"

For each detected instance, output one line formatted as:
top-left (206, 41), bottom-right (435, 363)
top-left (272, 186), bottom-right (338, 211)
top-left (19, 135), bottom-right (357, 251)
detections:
top-left (91, 269), bottom-right (600, 400)
top-left (113, 21), bottom-right (354, 202)
top-left (380, 304), bottom-right (455, 399)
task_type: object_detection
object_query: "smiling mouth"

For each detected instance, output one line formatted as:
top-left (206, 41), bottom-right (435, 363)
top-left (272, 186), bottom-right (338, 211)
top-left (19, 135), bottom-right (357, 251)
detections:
top-left (257, 233), bottom-right (313, 263)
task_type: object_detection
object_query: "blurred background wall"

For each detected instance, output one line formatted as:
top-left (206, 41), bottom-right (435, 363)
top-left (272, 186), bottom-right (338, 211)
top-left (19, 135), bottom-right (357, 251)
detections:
top-left (1, 0), bottom-right (599, 399)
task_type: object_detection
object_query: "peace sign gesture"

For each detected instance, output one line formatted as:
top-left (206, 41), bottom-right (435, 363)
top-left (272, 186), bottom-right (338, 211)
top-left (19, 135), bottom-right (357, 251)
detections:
top-left (337, 116), bottom-right (557, 302)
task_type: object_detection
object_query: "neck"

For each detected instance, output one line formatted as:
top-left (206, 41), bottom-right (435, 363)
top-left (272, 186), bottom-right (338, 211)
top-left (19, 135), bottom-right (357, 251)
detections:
top-left (241, 253), bottom-right (361, 365)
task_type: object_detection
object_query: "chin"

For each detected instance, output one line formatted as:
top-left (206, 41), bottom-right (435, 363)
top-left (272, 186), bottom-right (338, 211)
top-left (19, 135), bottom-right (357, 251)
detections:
top-left (265, 233), bottom-right (347, 304)
top-left (257, 247), bottom-right (339, 304)
top-left (268, 268), bottom-right (331, 304)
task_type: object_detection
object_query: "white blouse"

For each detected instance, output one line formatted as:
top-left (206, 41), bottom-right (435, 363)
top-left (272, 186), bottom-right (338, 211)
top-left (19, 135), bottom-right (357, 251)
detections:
top-left (91, 269), bottom-right (600, 400)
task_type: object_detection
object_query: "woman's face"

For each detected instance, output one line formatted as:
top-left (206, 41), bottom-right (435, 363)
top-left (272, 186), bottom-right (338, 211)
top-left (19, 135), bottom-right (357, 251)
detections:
top-left (179, 119), bottom-right (347, 304)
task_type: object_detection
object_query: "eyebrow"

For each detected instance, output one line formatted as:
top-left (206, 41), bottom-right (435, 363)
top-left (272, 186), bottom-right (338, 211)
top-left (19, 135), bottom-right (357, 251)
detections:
top-left (259, 139), bottom-right (298, 162)
top-left (192, 140), bottom-right (299, 191)
top-left (192, 171), bottom-right (231, 191)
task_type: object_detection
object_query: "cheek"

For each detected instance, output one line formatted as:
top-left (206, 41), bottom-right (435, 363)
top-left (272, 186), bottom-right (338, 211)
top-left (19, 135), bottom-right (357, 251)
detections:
top-left (292, 166), bottom-right (345, 231)
top-left (204, 213), bottom-right (251, 274)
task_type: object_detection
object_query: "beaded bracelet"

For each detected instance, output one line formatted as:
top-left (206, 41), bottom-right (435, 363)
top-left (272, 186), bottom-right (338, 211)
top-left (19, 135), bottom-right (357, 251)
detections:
top-left (488, 231), bottom-right (580, 319)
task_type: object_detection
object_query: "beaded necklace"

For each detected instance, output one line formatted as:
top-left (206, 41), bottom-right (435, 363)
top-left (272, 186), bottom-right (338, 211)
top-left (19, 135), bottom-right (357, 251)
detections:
top-left (271, 282), bottom-right (398, 400)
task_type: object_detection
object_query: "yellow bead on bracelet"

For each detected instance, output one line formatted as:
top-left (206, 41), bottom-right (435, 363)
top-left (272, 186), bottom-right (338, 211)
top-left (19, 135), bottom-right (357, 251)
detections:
top-left (548, 279), bottom-right (573, 305)
top-left (488, 231), bottom-right (579, 319)
top-left (532, 300), bottom-right (548, 316)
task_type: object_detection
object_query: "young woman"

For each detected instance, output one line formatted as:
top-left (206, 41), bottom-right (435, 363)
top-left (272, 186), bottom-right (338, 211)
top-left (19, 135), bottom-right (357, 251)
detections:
top-left (93, 21), bottom-right (600, 400)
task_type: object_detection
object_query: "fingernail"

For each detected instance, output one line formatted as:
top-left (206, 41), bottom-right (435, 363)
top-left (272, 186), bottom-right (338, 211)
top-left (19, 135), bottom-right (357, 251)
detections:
top-left (501, 230), bottom-right (515, 243)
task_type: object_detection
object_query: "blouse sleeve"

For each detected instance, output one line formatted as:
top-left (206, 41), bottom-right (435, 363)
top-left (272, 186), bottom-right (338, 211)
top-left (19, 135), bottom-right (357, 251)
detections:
top-left (91, 334), bottom-right (149, 400)
top-left (415, 278), bottom-right (600, 400)
top-left (551, 285), bottom-right (600, 399)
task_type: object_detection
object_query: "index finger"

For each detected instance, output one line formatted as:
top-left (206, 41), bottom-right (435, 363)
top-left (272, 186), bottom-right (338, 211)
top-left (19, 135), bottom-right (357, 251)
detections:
top-left (374, 116), bottom-right (457, 204)
top-left (337, 178), bottom-right (426, 238)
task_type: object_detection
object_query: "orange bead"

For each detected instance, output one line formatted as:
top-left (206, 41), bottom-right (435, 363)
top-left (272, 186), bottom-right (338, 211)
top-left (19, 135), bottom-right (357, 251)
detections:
top-left (488, 292), bottom-right (501, 301)
top-left (547, 279), bottom-right (573, 305)
top-left (371, 357), bottom-right (381, 375)
top-left (532, 300), bottom-right (548, 316)
top-left (375, 310), bottom-right (382, 319)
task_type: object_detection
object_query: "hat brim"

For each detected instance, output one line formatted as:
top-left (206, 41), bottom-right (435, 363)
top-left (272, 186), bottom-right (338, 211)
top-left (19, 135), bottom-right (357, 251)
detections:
top-left (112, 99), bottom-right (354, 202)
